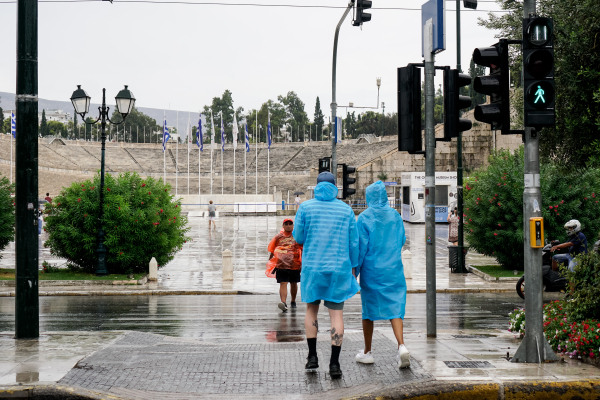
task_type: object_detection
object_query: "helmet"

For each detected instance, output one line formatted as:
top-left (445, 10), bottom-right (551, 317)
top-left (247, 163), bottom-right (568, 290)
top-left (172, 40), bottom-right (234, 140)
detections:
top-left (564, 220), bottom-right (581, 236)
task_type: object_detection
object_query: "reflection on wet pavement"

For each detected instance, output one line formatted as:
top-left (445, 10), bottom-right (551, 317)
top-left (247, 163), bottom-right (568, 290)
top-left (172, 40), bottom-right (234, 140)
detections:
top-left (0, 293), bottom-right (522, 340)
top-left (1, 216), bottom-right (509, 294)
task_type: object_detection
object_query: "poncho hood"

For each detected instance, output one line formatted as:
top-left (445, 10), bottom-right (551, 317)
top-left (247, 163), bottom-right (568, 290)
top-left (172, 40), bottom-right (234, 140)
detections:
top-left (366, 180), bottom-right (389, 208)
top-left (315, 182), bottom-right (338, 202)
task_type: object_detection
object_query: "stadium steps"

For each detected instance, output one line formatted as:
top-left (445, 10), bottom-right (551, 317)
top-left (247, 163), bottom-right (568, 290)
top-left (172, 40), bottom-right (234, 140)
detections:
top-left (278, 146), bottom-right (305, 172)
top-left (40, 144), bottom-right (82, 170)
top-left (168, 149), bottom-right (178, 172)
top-left (123, 148), bottom-right (145, 173)
top-left (80, 146), bottom-right (113, 172)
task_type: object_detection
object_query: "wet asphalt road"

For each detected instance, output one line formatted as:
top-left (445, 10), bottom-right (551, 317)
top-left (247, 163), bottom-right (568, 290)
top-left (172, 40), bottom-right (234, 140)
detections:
top-left (0, 293), bottom-right (526, 342)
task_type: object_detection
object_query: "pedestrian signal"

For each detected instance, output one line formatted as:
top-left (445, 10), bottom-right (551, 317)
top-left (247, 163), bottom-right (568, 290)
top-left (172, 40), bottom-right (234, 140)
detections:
top-left (523, 16), bottom-right (554, 127)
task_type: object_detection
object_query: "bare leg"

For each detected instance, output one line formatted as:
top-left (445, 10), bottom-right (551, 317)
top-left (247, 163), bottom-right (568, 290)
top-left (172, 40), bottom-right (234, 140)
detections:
top-left (362, 319), bottom-right (374, 353)
top-left (290, 282), bottom-right (298, 302)
top-left (390, 318), bottom-right (405, 347)
top-left (329, 309), bottom-right (344, 346)
top-left (305, 303), bottom-right (319, 338)
top-left (279, 282), bottom-right (288, 304)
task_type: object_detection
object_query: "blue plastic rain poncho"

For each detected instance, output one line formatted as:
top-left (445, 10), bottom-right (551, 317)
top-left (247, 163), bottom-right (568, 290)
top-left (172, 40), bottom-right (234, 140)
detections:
top-left (356, 181), bottom-right (407, 320)
top-left (293, 181), bottom-right (360, 303)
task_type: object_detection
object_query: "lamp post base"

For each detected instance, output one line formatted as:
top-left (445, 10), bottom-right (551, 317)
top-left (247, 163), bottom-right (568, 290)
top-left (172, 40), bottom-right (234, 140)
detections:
top-left (96, 229), bottom-right (107, 276)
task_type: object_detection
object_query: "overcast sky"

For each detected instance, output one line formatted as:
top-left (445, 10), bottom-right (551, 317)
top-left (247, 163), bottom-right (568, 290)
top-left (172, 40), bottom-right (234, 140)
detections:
top-left (0, 0), bottom-right (506, 120)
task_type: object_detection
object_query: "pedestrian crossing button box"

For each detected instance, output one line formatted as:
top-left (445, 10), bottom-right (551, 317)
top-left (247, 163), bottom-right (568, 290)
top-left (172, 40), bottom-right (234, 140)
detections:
top-left (529, 217), bottom-right (544, 248)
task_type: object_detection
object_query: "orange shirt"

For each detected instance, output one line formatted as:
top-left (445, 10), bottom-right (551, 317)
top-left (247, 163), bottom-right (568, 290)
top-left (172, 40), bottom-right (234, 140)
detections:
top-left (268, 231), bottom-right (303, 270)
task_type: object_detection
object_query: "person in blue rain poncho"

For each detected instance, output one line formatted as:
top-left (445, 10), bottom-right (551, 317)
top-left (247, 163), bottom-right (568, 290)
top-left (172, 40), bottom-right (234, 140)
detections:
top-left (354, 181), bottom-right (410, 369)
top-left (293, 171), bottom-right (360, 379)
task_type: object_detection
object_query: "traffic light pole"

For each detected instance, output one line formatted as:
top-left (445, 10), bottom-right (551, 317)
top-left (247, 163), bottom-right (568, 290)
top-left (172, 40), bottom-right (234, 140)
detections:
top-left (512, 0), bottom-right (558, 364)
top-left (331, 2), bottom-right (353, 182)
top-left (424, 31), bottom-right (437, 338)
top-left (15, 0), bottom-right (39, 338)
top-left (456, 0), bottom-right (465, 274)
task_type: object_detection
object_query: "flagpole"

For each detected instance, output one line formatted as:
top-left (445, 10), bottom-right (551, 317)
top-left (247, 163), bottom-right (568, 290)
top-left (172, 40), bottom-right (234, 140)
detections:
top-left (176, 110), bottom-right (179, 196)
top-left (244, 124), bottom-right (247, 195)
top-left (233, 133), bottom-right (236, 196)
top-left (210, 110), bottom-right (214, 195)
top-left (187, 112), bottom-right (190, 196)
top-left (221, 112), bottom-right (223, 195)
top-left (255, 111), bottom-right (258, 196)
top-left (163, 111), bottom-right (166, 184)
top-left (198, 113), bottom-right (201, 206)
top-left (10, 126), bottom-right (13, 184)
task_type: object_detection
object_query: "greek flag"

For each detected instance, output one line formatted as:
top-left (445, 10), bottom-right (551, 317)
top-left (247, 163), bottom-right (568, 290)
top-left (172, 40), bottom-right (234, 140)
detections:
top-left (232, 113), bottom-right (238, 150)
top-left (197, 115), bottom-right (203, 152)
top-left (221, 116), bottom-right (225, 151)
top-left (162, 119), bottom-right (170, 152)
top-left (210, 111), bottom-right (215, 151)
top-left (267, 112), bottom-right (271, 150)
top-left (245, 123), bottom-right (249, 152)
top-left (11, 112), bottom-right (16, 138)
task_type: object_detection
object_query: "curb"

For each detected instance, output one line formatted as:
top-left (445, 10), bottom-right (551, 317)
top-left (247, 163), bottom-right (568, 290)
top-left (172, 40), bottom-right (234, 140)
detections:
top-left (0, 288), bottom-right (512, 297)
top-left (0, 384), bottom-right (125, 399)
top-left (466, 265), bottom-right (521, 282)
top-left (346, 379), bottom-right (600, 400)
top-left (0, 275), bottom-right (149, 287)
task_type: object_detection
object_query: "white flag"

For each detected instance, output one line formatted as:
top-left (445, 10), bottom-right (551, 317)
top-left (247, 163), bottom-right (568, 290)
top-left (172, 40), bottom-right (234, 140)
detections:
top-left (232, 113), bottom-right (239, 150)
top-left (210, 110), bottom-right (215, 151)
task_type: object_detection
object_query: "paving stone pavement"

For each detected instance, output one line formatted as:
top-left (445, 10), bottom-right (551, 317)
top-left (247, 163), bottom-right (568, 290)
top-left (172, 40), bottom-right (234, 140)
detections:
top-left (59, 331), bottom-right (431, 398)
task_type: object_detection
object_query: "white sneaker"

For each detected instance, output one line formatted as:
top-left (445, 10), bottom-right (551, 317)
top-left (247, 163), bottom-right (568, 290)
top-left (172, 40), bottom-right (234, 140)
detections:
top-left (278, 302), bottom-right (288, 312)
top-left (355, 350), bottom-right (375, 364)
top-left (397, 344), bottom-right (410, 369)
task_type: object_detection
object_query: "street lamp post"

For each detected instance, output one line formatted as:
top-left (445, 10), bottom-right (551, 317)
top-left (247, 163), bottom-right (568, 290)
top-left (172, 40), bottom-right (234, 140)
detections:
top-left (381, 101), bottom-right (385, 137)
top-left (70, 85), bottom-right (135, 275)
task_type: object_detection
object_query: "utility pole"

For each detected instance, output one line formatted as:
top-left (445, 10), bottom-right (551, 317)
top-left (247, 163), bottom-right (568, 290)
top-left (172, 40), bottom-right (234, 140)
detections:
top-left (331, 2), bottom-right (353, 181)
top-left (15, 0), bottom-right (39, 338)
top-left (424, 20), bottom-right (437, 338)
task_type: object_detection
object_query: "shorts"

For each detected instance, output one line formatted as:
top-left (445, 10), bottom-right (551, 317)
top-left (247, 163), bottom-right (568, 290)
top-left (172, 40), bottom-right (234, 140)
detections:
top-left (309, 300), bottom-right (344, 310)
top-left (275, 269), bottom-right (301, 283)
top-left (208, 217), bottom-right (215, 221)
top-left (553, 253), bottom-right (577, 272)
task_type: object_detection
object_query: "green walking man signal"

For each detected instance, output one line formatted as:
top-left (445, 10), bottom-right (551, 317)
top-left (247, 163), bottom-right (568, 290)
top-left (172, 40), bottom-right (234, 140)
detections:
top-left (534, 85), bottom-right (545, 104)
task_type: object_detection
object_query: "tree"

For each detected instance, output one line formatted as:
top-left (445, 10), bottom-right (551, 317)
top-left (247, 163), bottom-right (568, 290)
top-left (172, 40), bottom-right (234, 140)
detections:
top-left (256, 100), bottom-right (286, 143)
top-left (0, 107), bottom-right (4, 134)
top-left (110, 107), bottom-right (161, 143)
top-left (314, 97), bottom-right (325, 140)
top-left (478, 0), bottom-right (600, 167)
top-left (468, 56), bottom-right (487, 110)
top-left (464, 147), bottom-right (600, 270)
top-left (278, 91), bottom-right (309, 142)
top-left (202, 90), bottom-right (244, 144)
top-left (44, 172), bottom-right (190, 274)
top-left (0, 175), bottom-right (15, 260)
top-left (40, 109), bottom-right (48, 136)
top-left (47, 121), bottom-right (67, 138)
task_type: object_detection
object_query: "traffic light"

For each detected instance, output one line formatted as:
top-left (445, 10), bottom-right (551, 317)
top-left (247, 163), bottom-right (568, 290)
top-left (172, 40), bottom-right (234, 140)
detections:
top-left (353, 0), bottom-right (372, 27)
top-left (443, 68), bottom-right (472, 140)
top-left (398, 64), bottom-right (422, 154)
top-left (523, 17), bottom-right (554, 127)
top-left (341, 164), bottom-right (356, 199)
top-left (472, 40), bottom-right (510, 134)
top-left (318, 157), bottom-right (330, 174)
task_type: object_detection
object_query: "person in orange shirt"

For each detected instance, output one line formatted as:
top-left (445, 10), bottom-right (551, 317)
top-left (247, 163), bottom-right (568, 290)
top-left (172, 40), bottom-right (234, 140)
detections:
top-left (267, 218), bottom-right (303, 312)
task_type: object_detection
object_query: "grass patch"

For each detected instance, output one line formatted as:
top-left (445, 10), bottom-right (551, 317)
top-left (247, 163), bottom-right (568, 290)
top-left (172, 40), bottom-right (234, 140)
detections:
top-left (0, 268), bottom-right (144, 281)
top-left (472, 264), bottom-right (522, 278)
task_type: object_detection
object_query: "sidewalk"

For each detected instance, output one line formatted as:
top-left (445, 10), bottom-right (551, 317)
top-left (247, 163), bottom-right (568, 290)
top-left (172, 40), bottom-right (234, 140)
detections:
top-left (1, 328), bottom-right (598, 399)
top-left (0, 216), bottom-right (516, 296)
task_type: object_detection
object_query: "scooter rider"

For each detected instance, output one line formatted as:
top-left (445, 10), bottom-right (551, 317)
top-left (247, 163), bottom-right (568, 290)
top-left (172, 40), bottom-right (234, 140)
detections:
top-left (551, 220), bottom-right (588, 272)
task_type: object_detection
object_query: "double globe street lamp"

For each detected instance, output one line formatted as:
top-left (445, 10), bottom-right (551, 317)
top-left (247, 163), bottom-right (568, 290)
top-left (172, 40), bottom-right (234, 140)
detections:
top-left (70, 85), bottom-right (136, 275)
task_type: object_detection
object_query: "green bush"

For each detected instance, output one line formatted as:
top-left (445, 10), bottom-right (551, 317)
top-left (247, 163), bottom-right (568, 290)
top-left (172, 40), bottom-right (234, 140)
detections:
top-left (44, 172), bottom-right (190, 274)
top-left (0, 175), bottom-right (15, 258)
top-left (563, 252), bottom-right (600, 321)
top-left (464, 147), bottom-right (600, 270)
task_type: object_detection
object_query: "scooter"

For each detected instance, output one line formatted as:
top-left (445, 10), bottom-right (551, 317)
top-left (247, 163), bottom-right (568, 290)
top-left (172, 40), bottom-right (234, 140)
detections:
top-left (516, 240), bottom-right (567, 299)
